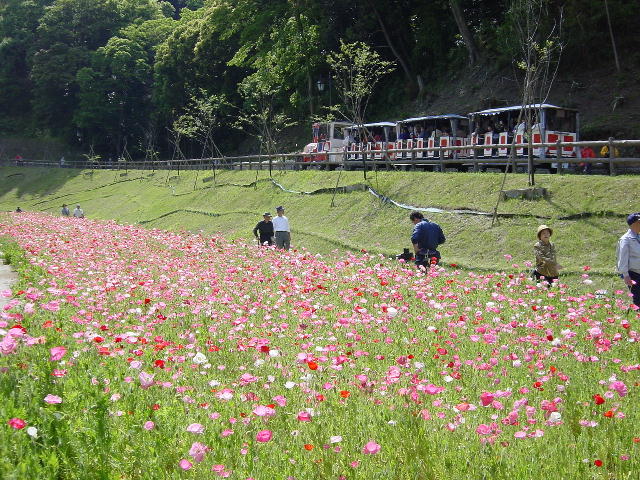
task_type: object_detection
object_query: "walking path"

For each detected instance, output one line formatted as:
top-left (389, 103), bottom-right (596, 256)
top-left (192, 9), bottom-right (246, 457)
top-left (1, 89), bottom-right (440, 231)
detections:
top-left (0, 252), bottom-right (18, 309)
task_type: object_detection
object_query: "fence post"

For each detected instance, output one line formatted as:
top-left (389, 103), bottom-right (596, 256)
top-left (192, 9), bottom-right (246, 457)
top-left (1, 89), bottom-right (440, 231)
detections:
top-left (556, 139), bottom-right (562, 174)
top-left (473, 143), bottom-right (479, 172)
top-left (410, 143), bottom-right (416, 171)
top-left (439, 145), bottom-right (444, 172)
top-left (608, 137), bottom-right (616, 176)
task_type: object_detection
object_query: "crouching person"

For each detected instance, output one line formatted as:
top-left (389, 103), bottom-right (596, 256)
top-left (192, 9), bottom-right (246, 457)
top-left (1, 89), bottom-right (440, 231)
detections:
top-left (409, 211), bottom-right (445, 269)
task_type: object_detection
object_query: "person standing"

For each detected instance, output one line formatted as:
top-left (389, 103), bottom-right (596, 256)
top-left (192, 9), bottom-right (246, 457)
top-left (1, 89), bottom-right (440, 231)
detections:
top-left (61, 204), bottom-right (70, 216)
top-left (73, 204), bottom-right (84, 218)
top-left (272, 206), bottom-right (291, 250)
top-left (409, 211), bottom-right (445, 269)
top-left (617, 212), bottom-right (640, 307)
top-left (533, 225), bottom-right (562, 285)
top-left (253, 212), bottom-right (275, 246)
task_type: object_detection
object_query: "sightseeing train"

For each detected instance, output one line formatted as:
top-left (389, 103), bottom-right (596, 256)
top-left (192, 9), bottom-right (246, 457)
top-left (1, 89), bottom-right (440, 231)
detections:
top-left (302, 104), bottom-right (579, 170)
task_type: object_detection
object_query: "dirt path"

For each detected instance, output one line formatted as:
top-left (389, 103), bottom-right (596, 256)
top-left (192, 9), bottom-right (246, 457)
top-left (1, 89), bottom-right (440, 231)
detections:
top-left (0, 253), bottom-right (18, 309)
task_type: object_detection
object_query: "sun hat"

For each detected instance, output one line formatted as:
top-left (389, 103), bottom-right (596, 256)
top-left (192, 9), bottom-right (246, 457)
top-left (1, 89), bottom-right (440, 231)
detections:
top-left (537, 225), bottom-right (553, 239)
top-left (276, 206), bottom-right (284, 211)
top-left (263, 212), bottom-right (271, 217)
top-left (626, 212), bottom-right (640, 226)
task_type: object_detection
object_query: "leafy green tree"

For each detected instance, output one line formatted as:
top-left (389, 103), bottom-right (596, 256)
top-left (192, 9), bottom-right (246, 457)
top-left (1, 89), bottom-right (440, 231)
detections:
top-left (0, 0), bottom-right (53, 133)
top-left (30, 0), bottom-right (165, 139)
top-left (75, 17), bottom-right (174, 155)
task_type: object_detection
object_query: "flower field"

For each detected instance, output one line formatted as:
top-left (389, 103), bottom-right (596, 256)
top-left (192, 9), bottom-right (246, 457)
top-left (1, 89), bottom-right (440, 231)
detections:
top-left (1, 212), bottom-right (639, 479)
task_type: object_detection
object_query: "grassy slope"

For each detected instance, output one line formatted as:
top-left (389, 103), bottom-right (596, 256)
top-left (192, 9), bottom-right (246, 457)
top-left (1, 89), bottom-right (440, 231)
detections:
top-left (0, 166), bottom-right (635, 281)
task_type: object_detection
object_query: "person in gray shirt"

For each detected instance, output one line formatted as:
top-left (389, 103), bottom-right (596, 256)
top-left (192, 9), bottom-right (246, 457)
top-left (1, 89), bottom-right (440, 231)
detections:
top-left (61, 204), bottom-right (70, 216)
top-left (617, 212), bottom-right (640, 307)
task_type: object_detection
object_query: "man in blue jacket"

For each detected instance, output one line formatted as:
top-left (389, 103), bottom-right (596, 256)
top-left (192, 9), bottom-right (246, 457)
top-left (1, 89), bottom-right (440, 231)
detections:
top-left (409, 211), bottom-right (445, 269)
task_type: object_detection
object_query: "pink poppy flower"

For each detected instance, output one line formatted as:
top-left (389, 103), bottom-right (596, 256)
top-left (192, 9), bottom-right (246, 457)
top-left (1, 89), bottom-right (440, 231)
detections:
top-left (143, 421), bottom-right (155, 430)
top-left (44, 394), bottom-right (62, 404)
top-left (296, 411), bottom-right (312, 422)
top-left (186, 423), bottom-right (205, 434)
top-left (49, 346), bottom-right (67, 362)
top-left (253, 405), bottom-right (276, 417)
top-left (8, 418), bottom-right (26, 429)
top-left (139, 372), bottom-right (154, 389)
top-left (480, 392), bottom-right (494, 407)
top-left (362, 440), bottom-right (381, 454)
top-left (189, 442), bottom-right (208, 462)
top-left (179, 459), bottom-right (192, 470)
top-left (609, 381), bottom-right (628, 397)
top-left (256, 430), bottom-right (272, 442)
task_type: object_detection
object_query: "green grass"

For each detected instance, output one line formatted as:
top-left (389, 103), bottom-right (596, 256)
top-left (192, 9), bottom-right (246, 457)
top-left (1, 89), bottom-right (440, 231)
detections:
top-left (1, 166), bottom-right (634, 284)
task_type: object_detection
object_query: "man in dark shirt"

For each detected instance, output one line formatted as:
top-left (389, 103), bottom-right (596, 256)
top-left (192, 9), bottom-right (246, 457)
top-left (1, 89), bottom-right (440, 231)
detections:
top-left (253, 212), bottom-right (275, 246)
top-left (409, 211), bottom-right (445, 268)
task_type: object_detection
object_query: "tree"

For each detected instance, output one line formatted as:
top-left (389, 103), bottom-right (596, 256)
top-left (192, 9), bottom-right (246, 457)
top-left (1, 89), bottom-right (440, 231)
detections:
top-left (236, 72), bottom-right (295, 177)
top-left (30, 0), bottom-right (165, 139)
top-left (0, 0), bottom-right (52, 133)
top-left (172, 90), bottom-right (231, 185)
top-left (75, 18), bottom-right (174, 156)
top-left (449, 0), bottom-right (481, 65)
top-left (327, 40), bottom-right (395, 177)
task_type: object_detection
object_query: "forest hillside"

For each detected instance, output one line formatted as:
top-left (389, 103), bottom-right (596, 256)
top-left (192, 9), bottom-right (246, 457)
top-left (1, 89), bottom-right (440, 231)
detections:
top-left (0, 0), bottom-right (638, 160)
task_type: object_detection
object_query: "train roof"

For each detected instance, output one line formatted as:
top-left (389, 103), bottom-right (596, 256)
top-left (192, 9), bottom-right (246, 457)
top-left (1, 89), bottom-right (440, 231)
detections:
top-left (347, 122), bottom-right (396, 129)
top-left (469, 104), bottom-right (578, 116)
top-left (398, 114), bottom-right (467, 123)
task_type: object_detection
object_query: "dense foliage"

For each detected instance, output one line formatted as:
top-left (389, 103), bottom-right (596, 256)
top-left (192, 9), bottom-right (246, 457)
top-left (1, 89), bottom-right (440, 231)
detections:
top-left (0, 0), bottom-right (638, 157)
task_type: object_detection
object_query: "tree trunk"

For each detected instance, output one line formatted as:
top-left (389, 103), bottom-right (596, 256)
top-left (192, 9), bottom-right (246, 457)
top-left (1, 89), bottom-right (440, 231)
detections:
top-left (604, 0), bottom-right (621, 72)
top-left (368, 1), bottom-right (422, 95)
top-left (449, 0), bottom-right (481, 66)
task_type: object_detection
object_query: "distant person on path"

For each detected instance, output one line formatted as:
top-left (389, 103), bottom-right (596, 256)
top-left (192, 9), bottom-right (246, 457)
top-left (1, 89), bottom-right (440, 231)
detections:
top-left (409, 211), bottom-right (445, 269)
top-left (579, 146), bottom-right (596, 174)
top-left (600, 144), bottom-right (620, 158)
top-left (73, 205), bottom-right (84, 218)
top-left (61, 204), bottom-right (70, 216)
top-left (273, 206), bottom-right (291, 250)
top-left (533, 225), bottom-right (562, 285)
top-left (617, 212), bottom-right (640, 308)
top-left (253, 212), bottom-right (275, 246)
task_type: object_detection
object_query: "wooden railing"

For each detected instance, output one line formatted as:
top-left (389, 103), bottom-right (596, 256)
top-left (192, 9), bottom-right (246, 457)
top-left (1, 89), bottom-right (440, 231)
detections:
top-left (4, 139), bottom-right (640, 175)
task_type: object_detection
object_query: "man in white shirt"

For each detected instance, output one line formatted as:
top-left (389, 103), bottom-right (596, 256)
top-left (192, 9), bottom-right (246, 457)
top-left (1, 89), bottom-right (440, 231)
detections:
top-left (272, 206), bottom-right (290, 250)
top-left (617, 212), bottom-right (640, 307)
top-left (73, 205), bottom-right (84, 218)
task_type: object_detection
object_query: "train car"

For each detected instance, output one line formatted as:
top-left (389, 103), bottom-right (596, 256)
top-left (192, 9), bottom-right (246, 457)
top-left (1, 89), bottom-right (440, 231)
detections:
top-left (468, 104), bottom-right (580, 164)
top-left (302, 121), bottom-right (353, 166)
top-left (395, 114), bottom-right (470, 169)
top-left (344, 122), bottom-right (396, 163)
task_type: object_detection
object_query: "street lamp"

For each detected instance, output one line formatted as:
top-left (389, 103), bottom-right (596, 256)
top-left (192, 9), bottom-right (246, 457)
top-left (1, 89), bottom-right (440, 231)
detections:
top-left (316, 79), bottom-right (325, 92)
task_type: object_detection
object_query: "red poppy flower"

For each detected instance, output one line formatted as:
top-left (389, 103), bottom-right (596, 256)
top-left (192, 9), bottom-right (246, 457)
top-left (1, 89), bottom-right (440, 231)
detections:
top-left (144, 298), bottom-right (151, 304)
top-left (603, 410), bottom-right (614, 418)
top-left (594, 460), bottom-right (602, 467)
top-left (340, 390), bottom-right (350, 398)
top-left (260, 345), bottom-right (270, 353)
top-left (593, 394), bottom-right (605, 405)
top-left (304, 444), bottom-right (314, 451)
top-left (93, 336), bottom-right (104, 343)
top-left (151, 403), bottom-right (160, 410)
top-left (154, 359), bottom-right (165, 369)
top-left (307, 361), bottom-right (318, 370)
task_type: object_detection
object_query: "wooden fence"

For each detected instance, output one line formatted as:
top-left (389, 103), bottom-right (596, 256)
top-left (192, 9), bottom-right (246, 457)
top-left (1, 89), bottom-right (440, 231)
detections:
top-left (4, 139), bottom-right (640, 175)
